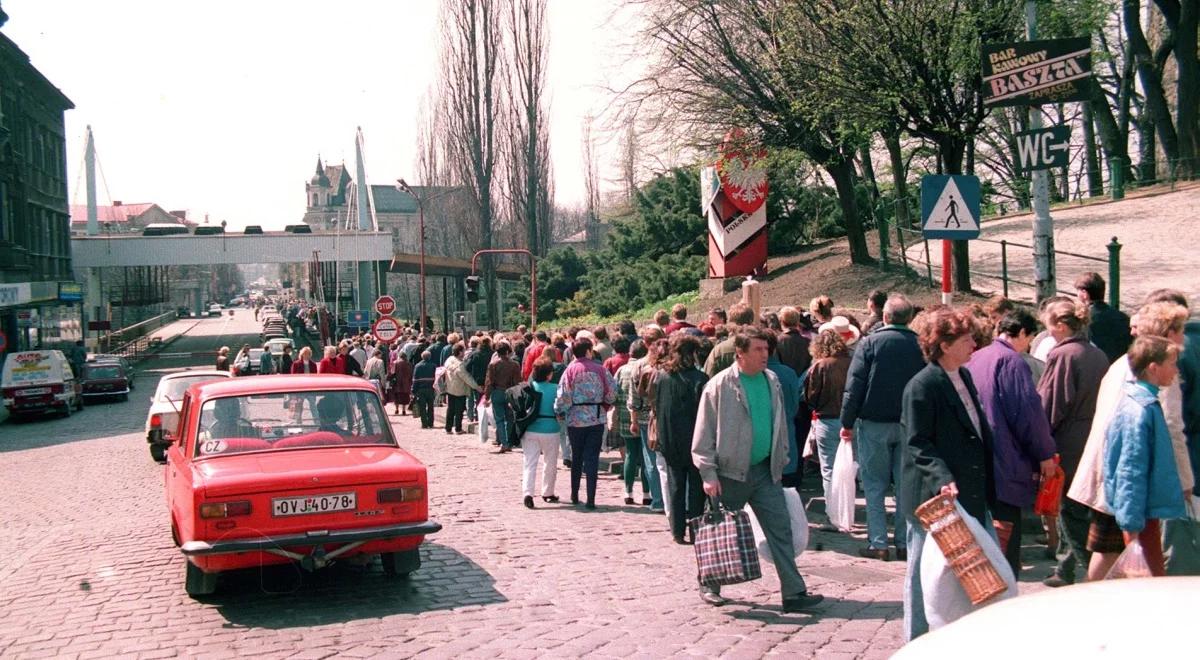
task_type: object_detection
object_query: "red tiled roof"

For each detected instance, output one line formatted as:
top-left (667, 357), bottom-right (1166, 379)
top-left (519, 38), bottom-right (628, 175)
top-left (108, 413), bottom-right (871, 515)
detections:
top-left (69, 203), bottom-right (156, 224)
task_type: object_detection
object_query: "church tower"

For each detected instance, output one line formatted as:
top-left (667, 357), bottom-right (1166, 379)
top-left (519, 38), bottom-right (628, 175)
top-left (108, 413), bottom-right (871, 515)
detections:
top-left (306, 156), bottom-right (332, 209)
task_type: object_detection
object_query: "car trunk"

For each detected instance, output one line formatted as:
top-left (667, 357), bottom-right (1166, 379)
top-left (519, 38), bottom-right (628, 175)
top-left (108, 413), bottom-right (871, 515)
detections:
top-left (194, 446), bottom-right (427, 537)
top-left (84, 378), bottom-right (127, 394)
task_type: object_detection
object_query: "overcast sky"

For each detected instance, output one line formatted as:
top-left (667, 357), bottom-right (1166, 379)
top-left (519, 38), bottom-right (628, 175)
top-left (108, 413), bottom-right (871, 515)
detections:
top-left (4, 0), bottom-right (629, 229)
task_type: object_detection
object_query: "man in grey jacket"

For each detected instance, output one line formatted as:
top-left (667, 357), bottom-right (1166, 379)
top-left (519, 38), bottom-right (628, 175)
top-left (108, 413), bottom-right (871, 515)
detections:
top-left (692, 327), bottom-right (824, 612)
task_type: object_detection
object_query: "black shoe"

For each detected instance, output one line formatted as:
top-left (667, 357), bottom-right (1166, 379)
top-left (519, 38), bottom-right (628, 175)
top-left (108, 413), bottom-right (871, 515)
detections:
top-left (542, 495), bottom-right (559, 503)
top-left (523, 496), bottom-right (535, 509)
top-left (895, 548), bottom-right (908, 561)
top-left (563, 459), bottom-right (573, 468)
top-left (700, 591), bottom-right (727, 606)
top-left (857, 547), bottom-right (889, 561)
top-left (642, 497), bottom-right (652, 506)
top-left (444, 429), bottom-right (453, 435)
top-left (782, 593), bottom-right (825, 613)
top-left (571, 495), bottom-right (580, 505)
top-left (625, 496), bottom-right (635, 505)
top-left (673, 535), bottom-right (693, 545)
top-left (585, 502), bottom-right (596, 510)
top-left (455, 428), bottom-right (465, 434)
top-left (1043, 574), bottom-right (1072, 588)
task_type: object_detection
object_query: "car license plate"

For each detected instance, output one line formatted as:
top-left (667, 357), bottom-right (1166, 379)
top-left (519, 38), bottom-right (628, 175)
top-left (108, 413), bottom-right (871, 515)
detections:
top-left (18, 387), bottom-right (50, 396)
top-left (272, 492), bottom-right (356, 517)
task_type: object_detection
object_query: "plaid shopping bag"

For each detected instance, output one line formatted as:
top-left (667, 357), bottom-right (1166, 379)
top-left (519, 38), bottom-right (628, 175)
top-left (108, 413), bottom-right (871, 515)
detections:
top-left (689, 498), bottom-right (762, 588)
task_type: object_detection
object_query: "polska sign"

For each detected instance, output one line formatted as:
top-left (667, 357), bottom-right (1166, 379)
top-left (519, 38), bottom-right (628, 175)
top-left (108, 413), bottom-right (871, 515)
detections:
top-left (982, 37), bottom-right (1091, 108)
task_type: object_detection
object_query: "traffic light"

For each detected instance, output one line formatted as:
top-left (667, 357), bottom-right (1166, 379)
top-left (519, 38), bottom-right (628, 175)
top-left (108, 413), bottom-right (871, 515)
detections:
top-left (465, 275), bottom-right (480, 303)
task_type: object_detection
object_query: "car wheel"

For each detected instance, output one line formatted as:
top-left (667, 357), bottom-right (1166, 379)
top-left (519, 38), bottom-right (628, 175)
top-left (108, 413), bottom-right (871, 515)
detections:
top-left (185, 561), bottom-right (218, 597)
top-left (381, 549), bottom-right (421, 577)
top-left (150, 443), bottom-right (167, 463)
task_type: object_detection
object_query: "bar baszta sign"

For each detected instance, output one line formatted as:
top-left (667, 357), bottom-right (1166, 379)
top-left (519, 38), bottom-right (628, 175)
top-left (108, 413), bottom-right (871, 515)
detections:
top-left (982, 37), bottom-right (1092, 108)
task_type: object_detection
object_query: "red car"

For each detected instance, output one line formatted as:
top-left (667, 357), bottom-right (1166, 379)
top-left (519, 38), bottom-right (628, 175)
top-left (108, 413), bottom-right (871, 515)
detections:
top-left (163, 374), bottom-right (440, 597)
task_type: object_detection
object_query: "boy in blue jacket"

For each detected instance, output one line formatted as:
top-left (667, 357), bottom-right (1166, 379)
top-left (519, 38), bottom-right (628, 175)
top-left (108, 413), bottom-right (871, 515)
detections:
top-left (1104, 335), bottom-right (1187, 576)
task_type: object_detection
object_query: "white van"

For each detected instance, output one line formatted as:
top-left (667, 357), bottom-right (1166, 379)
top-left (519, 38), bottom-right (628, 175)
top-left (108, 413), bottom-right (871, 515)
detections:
top-left (2, 350), bottom-right (85, 418)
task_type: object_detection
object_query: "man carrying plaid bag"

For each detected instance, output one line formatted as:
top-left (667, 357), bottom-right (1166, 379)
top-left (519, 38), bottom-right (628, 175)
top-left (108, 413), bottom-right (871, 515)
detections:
top-left (692, 327), bottom-right (825, 612)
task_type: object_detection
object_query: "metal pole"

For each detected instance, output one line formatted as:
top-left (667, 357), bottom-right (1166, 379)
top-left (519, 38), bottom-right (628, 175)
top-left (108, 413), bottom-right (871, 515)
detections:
top-left (1107, 236), bottom-right (1122, 309)
top-left (1000, 240), bottom-right (1010, 299)
top-left (941, 239), bottom-right (953, 305)
top-left (1026, 0), bottom-right (1057, 302)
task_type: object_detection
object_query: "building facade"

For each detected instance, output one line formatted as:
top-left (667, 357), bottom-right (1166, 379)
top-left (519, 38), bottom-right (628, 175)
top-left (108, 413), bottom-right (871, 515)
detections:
top-left (0, 13), bottom-right (81, 357)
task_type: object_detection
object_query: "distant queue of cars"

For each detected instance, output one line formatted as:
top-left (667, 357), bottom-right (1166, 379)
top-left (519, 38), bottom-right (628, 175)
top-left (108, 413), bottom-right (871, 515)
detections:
top-left (2, 350), bottom-right (137, 419)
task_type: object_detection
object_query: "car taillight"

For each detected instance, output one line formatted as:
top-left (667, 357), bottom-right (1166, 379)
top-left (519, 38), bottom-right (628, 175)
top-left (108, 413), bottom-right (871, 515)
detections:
top-left (378, 486), bottom-right (424, 503)
top-left (199, 501), bottom-right (252, 518)
top-left (49, 384), bottom-right (64, 394)
top-left (150, 414), bottom-right (162, 429)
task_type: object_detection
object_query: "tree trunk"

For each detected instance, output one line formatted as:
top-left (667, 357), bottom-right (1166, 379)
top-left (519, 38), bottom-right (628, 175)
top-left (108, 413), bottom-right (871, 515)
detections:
top-left (1090, 84), bottom-right (1134, 184)
top-left (825, 157), bottom-right (872, 265)
top-left (1083, 102), bottom-right (1104, 197)
top-left (859, 142), bottom-right (880, 210)
top-left (883, 130), bottom-right (912, 228)
top-left (1138, 112), bottom-right (1158, 183)
top-left (1125, 0), bottom-right (1181, 169)
top-left (1174, 0), bottom-right (1199, 178)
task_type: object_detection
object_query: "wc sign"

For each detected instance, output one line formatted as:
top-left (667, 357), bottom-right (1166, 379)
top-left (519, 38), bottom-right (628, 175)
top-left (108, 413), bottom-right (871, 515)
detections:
top-left (1012, 125), bottom-right (1070, 175)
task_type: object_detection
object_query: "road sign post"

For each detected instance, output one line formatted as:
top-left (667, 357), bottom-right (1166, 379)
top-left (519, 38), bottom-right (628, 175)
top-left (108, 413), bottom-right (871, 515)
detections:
top-left (921, 175), bottom-right (981, 304)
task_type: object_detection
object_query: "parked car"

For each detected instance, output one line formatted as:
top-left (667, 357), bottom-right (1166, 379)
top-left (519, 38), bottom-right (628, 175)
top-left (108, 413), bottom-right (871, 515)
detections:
top-left (264, 338), bottom-right (296, 357)
top-left (81, 361), bottom-right (133, 402)
top-left (89, 354), bottom-right (135, 388)
top-left (208, 303), bottom-right (223, 317)
top-left (163, 374), bottom-right (441, 596)
top-left (146, 369), bottom-right (231, 462)
top-left (177, 306), bottom-right (192, 318)
top-left (232, 348), bottom-right (267, 376)
top-left (2, 350), bottom-right (84, 419)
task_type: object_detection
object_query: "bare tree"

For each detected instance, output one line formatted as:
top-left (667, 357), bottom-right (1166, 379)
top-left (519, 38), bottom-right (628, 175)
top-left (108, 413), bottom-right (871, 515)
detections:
top-left (437, 0), bottom-right (504, 327)
top-left (504, 0), bottom-right (554, 258)
top-left (582, 114), bottom-right (602, 247)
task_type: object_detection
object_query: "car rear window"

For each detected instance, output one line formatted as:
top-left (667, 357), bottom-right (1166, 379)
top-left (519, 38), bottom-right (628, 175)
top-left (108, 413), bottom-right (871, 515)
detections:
top-left (86, 365), bottom-right (122, 379)
top-left (194, 390), bottom-right (394, 457)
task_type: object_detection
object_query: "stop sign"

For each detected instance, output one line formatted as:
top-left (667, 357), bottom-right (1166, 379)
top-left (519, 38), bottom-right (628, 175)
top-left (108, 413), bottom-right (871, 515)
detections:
top-left (371, 315), bottom-right (402, 343)
top-left (374, 295), bottom-right (396, 317)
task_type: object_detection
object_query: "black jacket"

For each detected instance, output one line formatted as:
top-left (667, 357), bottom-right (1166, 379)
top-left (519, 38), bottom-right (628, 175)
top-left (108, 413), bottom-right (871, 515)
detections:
top-left (1087, 301), bottom-right (1132, 364)
top-left (653, 367), bottom-right (709, 468)
top-left (464, 347), bottom-right (493, 384)
top-left (900, 363), bottom-right (996, 524)
top-left (507, 382), bottom-right (543, 440)
top-left (840, 325), bottom-right (926, 427)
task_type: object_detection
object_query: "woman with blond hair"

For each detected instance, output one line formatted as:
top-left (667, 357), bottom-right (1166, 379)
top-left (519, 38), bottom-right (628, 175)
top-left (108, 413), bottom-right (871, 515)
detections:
top-left (1037, 299), bottom-right (1110, 588)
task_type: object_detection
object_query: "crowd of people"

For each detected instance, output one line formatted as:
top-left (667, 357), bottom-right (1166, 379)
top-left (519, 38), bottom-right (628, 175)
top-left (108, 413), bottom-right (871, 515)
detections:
top-left (212, 275), bottom-right (1199, 629)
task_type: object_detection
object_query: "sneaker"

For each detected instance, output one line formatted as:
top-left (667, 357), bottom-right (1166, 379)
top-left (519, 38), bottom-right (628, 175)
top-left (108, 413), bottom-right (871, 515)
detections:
top-left (782, 593), bottom-right (826, 613)
top-left (542, 495), bottom-right (560, 503)
top-left (649, 506), bottom-right (665, 513)
top-left (523, 496), bottom-right (535, 509)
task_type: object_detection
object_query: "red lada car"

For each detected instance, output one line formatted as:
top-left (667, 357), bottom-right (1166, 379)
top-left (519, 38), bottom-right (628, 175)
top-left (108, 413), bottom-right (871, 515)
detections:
top-left (163, 374), bottom-right (441, 597)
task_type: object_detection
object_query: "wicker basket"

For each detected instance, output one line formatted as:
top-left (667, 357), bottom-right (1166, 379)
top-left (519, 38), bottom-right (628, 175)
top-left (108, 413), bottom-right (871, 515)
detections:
top-left (915, 494), bottom-right (1007, 605)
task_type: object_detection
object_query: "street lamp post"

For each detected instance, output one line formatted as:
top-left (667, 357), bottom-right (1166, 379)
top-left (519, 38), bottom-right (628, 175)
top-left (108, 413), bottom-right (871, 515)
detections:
top-left (396, 179), bottom-right (428, 332)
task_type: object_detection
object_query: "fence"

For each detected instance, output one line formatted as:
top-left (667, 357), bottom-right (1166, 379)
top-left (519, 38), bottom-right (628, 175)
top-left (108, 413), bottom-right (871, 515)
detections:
top-left (876, 218), bottom-right (1122, 309)
top-left (105, 310), bottom-right (178, 360)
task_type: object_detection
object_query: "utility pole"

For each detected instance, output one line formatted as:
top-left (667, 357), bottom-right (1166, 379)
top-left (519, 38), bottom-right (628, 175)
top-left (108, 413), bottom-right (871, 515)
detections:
top-left (1026, 1), bottom-right (1056, 301)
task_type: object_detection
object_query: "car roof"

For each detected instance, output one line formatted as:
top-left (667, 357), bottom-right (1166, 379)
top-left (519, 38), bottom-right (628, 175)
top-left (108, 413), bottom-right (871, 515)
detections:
top-left (189, 374), bottom-right (374, 400)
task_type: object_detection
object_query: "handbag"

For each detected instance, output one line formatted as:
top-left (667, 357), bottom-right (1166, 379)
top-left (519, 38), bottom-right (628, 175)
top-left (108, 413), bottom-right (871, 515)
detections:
top-left (689, 497), bottom-right (762, 588)
top-left (1164, 495), bottom-right (1200, 576)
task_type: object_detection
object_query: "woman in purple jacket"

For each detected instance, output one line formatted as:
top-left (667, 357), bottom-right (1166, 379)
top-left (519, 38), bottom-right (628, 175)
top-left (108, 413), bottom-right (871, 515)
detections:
top-left (965, 310), bottom-right (1058, 575)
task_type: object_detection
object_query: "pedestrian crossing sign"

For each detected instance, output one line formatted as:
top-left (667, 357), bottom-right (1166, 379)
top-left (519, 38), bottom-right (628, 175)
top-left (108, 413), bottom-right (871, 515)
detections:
top-left (921, 175), bottom-right (981, 240)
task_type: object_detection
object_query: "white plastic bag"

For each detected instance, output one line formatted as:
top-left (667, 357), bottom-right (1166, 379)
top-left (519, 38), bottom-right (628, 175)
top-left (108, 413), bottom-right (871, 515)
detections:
top-left (1105, 538), bottom-right (1153, 580)
top-left (919, 501), bottom-right (1017, 630)
top-left (828, 439), bottom-right (858, 532)
top-left (477, 399), bottom-right (494, 444)
top-left (745, 488), bottom-right (809, 566)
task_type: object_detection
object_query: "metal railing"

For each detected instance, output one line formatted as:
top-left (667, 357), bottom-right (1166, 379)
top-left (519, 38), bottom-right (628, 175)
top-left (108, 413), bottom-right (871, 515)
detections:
top-left (877, 218), bottom-right (1122, 309)
top-left (106, 311), bottom-right (178, 361)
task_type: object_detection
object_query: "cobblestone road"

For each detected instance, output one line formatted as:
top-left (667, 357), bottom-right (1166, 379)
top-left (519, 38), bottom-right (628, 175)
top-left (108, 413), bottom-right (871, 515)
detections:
top-left (0, 310), bottom-right (1055, 658)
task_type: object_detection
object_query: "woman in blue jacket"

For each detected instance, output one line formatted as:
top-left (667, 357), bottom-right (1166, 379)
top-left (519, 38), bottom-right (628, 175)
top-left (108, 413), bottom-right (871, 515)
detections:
top-left (1104, 335), bottom-right (1187, 576)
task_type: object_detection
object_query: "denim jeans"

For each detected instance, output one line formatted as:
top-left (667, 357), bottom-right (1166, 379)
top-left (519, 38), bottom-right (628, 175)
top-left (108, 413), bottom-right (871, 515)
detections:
top-left (638, 423), bottom-right (664, 510)
top-left (622, 435), bottom-right (648, 496)
top-left (811, 417), bottom-right (842, 508)
top-left (490, 388), bottom-right (511, 448)
top-left (1054, 498), bottom-right (1092, 583)
top-left (857, 419), bottom-right (906, 550)
top-left (904, 510), bottom-right (997, 641)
